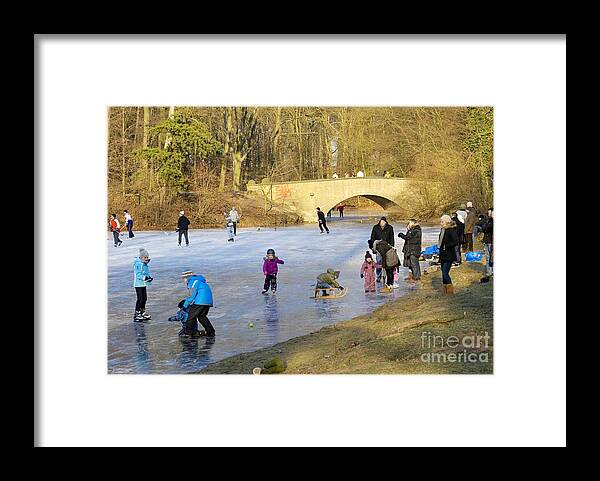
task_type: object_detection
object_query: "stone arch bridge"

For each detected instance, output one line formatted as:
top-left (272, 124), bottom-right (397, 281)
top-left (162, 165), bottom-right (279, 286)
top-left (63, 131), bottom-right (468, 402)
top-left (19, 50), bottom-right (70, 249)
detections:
top-left (247, 178), bottom-right (421, 221)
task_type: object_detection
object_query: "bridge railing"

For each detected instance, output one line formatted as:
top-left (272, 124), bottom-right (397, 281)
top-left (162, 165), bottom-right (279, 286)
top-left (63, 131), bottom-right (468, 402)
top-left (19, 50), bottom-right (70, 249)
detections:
top-left (247, 177), bottom-right (411, 188)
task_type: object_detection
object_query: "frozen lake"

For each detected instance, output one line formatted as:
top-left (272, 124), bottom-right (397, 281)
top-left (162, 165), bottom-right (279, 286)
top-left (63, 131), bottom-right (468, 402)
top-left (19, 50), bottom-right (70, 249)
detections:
top-left (107, 216), bottom-right (440, 374)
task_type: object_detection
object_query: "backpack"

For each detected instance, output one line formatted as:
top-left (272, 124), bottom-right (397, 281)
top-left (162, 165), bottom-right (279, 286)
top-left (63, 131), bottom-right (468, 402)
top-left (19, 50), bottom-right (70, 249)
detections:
top-left (385, 247), bottom-right (400, 268)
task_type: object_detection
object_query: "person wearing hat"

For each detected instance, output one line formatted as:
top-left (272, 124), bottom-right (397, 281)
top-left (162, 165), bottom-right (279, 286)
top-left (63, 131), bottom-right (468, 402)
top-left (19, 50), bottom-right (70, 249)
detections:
top-left (360, 251), bottom-right (381, 293)
top-left (133, 248), bottom-right (153, 321)
top-left (371, 239), bottom-right (400, 292)
top-left (316, 268), bottom-right (344, 297)
top-left (316, 207), bottom-right (330, 234)
top-left (262, 248), bottom-right (285, 294)
top-left (464, 201), bottom-right (477, 252)
top-left (177, 210), bottom-right (191, 246)
top-left (368, 216), bottom-right (395, 283)
top-left (178, 273), bottom-right (215, 337)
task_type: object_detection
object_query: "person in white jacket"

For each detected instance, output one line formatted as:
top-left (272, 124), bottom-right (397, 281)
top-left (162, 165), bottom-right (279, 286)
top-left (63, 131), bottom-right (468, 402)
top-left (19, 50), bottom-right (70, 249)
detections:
top-left (228, 207), bottom-right (240, 236)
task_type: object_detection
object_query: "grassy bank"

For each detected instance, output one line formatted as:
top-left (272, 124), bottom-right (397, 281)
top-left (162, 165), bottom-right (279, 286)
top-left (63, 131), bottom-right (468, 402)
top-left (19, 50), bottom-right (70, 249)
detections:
top-left (199, 259), bottom-right (493, 374)
top-left (108, 190), bottom-right (303, 230)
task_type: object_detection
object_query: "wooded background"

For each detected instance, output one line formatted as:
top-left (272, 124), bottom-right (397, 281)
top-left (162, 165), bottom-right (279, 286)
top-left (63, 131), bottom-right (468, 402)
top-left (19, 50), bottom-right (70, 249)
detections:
top-left (107, 107), bottom-right (493, 229)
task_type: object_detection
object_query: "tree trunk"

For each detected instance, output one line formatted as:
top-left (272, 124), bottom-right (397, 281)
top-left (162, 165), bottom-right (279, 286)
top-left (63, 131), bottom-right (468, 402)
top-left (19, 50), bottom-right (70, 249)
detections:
top-left (232, 151), bottom-right (247, 192)
top-left (219, 157), bottom-right (227, 191)
top-left (163, 106), bottom-right (175, 150)
top-left (142, 106), bottom-right (150, 148)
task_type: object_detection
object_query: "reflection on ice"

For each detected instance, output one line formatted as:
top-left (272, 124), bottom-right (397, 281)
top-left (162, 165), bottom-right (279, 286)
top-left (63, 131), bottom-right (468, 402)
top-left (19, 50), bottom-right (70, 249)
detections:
top-left (108, 217), bottom-right (440, 374)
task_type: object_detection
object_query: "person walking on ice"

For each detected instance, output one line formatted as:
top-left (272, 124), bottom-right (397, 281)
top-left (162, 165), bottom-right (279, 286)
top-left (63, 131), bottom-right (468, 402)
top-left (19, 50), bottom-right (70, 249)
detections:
top-left (228, 207), bottom-right (240, 236)
top-left (177, 211), bottom-right (191, 246)
top-left (109, 214), bottom-right (122, 247)
top-left (316, 207), bottom-right (330, 234)
top-left (262, 248), bottom-right (285, 294)
top-left (178, 273), bottom-right (215, 337)
top-left (123, 210), bottom-right (134, 238)
top-left (360, 251), bottom-right (381, 292)
top-left (133, 248), bottom-right (153, 321)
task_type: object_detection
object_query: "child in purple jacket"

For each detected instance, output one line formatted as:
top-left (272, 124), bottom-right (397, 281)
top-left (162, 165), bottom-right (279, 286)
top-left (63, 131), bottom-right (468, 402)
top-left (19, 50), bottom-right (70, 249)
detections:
top-left (262, 248), bottom-right (285, 294)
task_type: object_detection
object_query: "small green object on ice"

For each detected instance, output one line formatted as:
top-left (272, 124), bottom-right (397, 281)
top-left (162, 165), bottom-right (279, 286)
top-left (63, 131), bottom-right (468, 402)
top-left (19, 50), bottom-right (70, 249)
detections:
top-left (248, 322), bottom-right (254, 328)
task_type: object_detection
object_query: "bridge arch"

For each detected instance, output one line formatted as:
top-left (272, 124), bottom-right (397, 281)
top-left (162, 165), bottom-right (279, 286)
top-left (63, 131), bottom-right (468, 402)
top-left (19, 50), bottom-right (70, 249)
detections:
top-left (322, 194), bottom-right (401, 217)
top-left (246, 177), bottom-right (418, 221)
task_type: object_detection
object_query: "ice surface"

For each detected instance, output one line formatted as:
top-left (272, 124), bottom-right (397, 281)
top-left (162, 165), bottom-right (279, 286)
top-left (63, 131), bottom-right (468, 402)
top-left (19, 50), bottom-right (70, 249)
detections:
top-left (107, 216), bottom-right (441, 374)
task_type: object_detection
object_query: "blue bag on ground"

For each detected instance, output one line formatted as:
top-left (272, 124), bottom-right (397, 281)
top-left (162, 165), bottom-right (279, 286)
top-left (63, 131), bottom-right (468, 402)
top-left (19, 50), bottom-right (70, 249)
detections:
top-left (422, 245), bottom-right (439, 256)
top-left (465, 251), bottom-right (484, 262)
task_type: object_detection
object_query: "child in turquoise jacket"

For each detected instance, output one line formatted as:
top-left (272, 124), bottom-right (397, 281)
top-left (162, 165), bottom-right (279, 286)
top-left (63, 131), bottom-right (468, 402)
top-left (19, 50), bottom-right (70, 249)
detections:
top-left (133, 248), bottom-right (153, 322)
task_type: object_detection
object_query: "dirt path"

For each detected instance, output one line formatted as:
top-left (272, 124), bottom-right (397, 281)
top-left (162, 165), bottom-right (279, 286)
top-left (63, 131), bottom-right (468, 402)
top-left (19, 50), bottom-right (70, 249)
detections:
top-left (198, 260), bottom-right (493, 375)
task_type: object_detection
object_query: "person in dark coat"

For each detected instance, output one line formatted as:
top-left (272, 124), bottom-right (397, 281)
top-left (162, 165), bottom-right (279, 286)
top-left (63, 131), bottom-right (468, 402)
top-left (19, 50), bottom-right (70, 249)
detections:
top-left (451, 211), bottom-right (464, 264)
top-left (316, 207), bottom-right (329, 234)
top-left (372, 239), bottom-right (400, 292)
top-left (398, 219), bottom-right (422, 281)
top-left (481, 208), bottom-right (493, 277)
top-left (177, 211), bottom-right (191, 246)
top-left (464, 202), bottom-right (477, 252)
top-left (438, 215), bottom-right (460, 294)
top-left (368, 216), bottom-right (395, 283)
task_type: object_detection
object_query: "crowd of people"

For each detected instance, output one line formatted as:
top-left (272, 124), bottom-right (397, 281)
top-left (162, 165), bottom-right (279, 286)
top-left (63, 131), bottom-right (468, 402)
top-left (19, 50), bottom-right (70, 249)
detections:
top-left (110, 200), bottom-right (493, 338)
top-left (331, 169), bottom-right (391, 179)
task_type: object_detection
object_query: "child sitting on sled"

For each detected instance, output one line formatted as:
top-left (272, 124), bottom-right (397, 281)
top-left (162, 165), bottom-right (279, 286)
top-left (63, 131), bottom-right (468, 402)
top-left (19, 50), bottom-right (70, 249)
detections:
top-left (316, 268), bottom-right (344, 297)
top-left (360, 251), bottom-right (381, 293)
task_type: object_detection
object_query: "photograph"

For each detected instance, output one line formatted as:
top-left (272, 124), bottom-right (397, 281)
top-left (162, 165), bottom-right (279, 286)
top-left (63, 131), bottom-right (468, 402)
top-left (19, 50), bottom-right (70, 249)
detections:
top-left (107, 106), bottom-right (494, 375)
top-left (36, 34), bottom-right (565, 447)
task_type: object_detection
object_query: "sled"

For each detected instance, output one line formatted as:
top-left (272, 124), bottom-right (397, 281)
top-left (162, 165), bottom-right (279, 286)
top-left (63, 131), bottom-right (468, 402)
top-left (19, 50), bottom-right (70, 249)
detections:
top-left (311, 287), bottom-right (348, 300)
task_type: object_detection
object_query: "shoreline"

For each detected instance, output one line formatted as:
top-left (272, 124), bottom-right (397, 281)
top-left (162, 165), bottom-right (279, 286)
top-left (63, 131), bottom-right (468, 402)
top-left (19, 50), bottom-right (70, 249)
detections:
top-left (197, 253), bottom-right (493, 375)
top-left (112, 212), bottom-right (443, 234)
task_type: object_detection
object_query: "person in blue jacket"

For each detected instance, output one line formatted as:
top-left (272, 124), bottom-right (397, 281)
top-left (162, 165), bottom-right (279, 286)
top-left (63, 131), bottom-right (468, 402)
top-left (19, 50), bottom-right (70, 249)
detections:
top-left (178, 274), bottom-right (216, 337)
top-left (133, 248), bottom-right (153, 322)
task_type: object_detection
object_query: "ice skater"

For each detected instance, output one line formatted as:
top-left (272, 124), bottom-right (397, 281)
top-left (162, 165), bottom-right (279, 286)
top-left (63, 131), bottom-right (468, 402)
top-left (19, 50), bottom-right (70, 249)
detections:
top-left (226, 214), bottom-right (235, 242)
top-left (316, 207), bottom-right (330, 234)
top-left (177, 211), bottom-right (191, 246)
top-left (262, 248), bottom-right (285, 294)
top-left (133, 248), bottom-right (153, 322)
top-left (228, 207), bottom-right (240, 236)
top-left (178, 273), bottom-right (215, 337)
top-left (360, 251), bottom-right (381, 293)
top-left (109, 214), bottom-right (122, 247)
top-left (123, 210), bottom-right (135, 238)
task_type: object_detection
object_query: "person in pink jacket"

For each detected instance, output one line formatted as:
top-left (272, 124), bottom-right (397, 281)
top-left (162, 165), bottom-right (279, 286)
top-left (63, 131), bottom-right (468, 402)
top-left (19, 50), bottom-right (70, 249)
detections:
top-left (360, 251), bottom-right (381, 293)
top-left (262, 248), bottom-right (285, 294)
